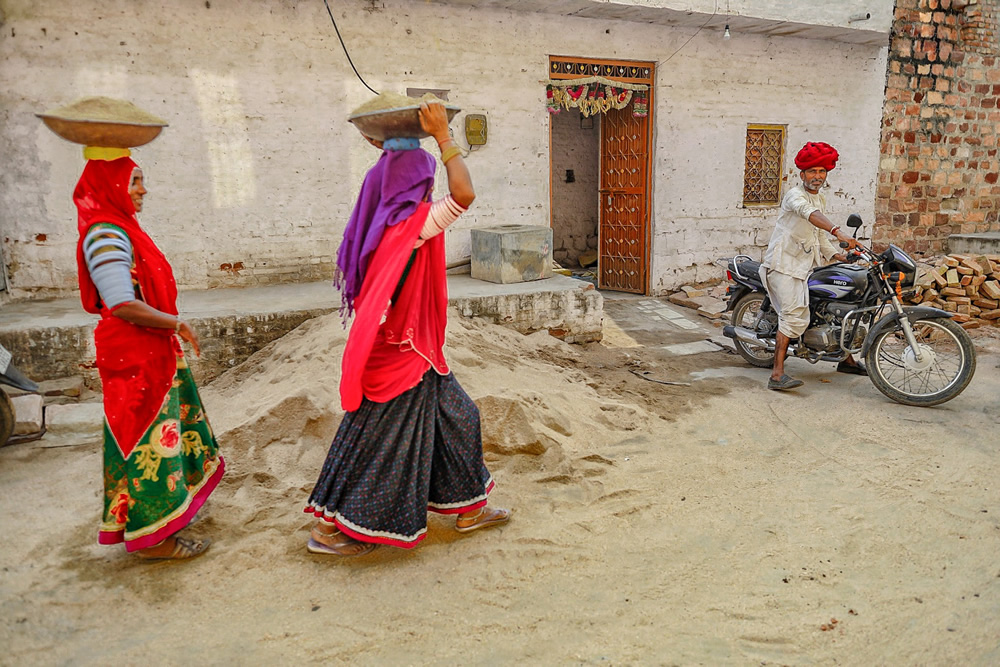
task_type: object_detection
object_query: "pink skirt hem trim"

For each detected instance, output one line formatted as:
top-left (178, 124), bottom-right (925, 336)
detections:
top-left (99, 456), bottom-right (226, 552)
top-left (303, 479), bottom-right (495, 548)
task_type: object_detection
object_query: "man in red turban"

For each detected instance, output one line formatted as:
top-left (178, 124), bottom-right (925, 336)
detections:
top-left (794, 141), bottom-right (840, 172)
top-left (758, 142), bottom-right (863, 391)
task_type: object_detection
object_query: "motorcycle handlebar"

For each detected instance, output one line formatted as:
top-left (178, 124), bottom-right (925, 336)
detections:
top-left (852, 241), bottom-right (876, 259)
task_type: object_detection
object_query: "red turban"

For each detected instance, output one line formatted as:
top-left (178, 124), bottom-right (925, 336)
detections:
top-left (794, 142), bottom-right (839, 171)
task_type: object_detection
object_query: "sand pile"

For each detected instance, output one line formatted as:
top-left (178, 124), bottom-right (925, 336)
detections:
top-left (38, 96), bottom-right (168, 125)
top-left (349, 91), bottom-right (447, 117)
top-left (195, 309), bottom-right (658, 563)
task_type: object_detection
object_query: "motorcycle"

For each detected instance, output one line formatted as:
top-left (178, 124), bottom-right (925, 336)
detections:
top-left (0, 342), bottom-right (42, 445)
top-left (721, 214), bottom-right (977, 407)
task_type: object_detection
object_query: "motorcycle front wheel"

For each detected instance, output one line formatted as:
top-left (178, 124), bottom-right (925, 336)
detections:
top-left (731, 292), bottom-right (775, 368)
top-left (865, 316), bottom-right (976, 407)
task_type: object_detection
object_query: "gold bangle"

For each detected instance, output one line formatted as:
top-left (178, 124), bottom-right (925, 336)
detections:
top-left (441, 146), bottom-right (463, 164)
top-left (174, 319), bottom-right (182, 332)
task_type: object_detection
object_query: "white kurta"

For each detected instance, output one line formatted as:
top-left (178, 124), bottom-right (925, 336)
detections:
top-left (759, 185), bottom-right (839, 338)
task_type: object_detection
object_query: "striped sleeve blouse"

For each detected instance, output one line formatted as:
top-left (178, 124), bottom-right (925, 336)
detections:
top-left (82, 224), bottom-right (136, 310)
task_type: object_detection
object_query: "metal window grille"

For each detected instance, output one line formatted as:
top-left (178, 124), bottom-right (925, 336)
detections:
top-left (743, 125), bottom-right (785, 206)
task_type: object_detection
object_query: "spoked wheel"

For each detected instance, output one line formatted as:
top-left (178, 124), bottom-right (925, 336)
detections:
top-left (865, 317), bottom-right (976, 407)
top-left (730, 292), bottom-right (775, 368)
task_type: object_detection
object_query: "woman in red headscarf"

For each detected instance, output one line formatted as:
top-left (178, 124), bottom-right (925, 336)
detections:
top-left (74, 152), bottom-right (224, 560)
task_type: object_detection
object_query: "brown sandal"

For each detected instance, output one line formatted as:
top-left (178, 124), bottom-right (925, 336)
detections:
top-left (455, 506), bottom-right (511, 534)
top-left (307, 525), bottom-right (376, 556)
top-left (136, 536), bottom-right (211, 561)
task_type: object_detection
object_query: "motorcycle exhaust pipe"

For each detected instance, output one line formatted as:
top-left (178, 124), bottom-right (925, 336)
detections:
top-left (722, 325), bottom-right (775, 351)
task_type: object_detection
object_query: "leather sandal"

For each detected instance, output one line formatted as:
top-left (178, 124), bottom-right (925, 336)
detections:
top-left (136, 536), bottom-right (211, 561)
top-left (307, 525), bottom-right (376, 556)
top-left (455, 506), bottom-right (511, 534)
top-left (767, 374), bottom-right (804, 391)
top-left (836, 360), bottom-right (868, 376)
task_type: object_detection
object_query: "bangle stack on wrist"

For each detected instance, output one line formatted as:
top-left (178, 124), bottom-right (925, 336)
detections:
top-left (441, 146), bottom-right (462, 164)
top-left (829, 225), bottom-right (841, 236)
top-left (437, 137), bottom-right (462, 165)
top-left (174, 318), bottom-right (182, 333)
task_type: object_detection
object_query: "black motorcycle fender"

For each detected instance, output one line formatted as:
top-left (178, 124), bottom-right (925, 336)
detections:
top-left (860, 306), bottom-right (952, 357)
top-left (725, 285), bottom-right (753, 312)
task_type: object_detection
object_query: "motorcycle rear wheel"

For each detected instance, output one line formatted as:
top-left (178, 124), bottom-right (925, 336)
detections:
top-left (0, 390), bottom-right (14, 446)
top-left (731, 292), bottom-right (775, 368)
top-left (865, 316), bottom-right (976, 407)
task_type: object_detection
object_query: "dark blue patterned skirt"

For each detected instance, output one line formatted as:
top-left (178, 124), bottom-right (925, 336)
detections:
top-left (305, 370), bottom-right (494, 548)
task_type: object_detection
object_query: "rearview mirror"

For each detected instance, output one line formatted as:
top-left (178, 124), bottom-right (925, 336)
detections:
top-left (846, 213), bottom-right (863, 228)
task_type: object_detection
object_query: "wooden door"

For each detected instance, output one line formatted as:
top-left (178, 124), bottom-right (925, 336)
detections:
top-left (548, 56), bottom-right (653, 294)
top-left (599, 103), bottom-right (650, 293)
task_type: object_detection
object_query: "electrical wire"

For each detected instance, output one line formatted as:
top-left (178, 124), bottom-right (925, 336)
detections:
top-left (321, 0), bottom-right (379, 95)
top-left (658, 1), bottom-right (719, 66)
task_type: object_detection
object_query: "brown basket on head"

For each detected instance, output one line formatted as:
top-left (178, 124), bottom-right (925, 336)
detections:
top-left (37, 96), bottom-right (168, 148)
top-left (348, 92), bottom-right (459, 142)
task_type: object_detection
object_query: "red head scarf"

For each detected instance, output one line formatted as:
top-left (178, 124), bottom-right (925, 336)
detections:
top-left (794, 142), bottom-right (839, 172)
top-left (73, 157), bottom-right (178, 316)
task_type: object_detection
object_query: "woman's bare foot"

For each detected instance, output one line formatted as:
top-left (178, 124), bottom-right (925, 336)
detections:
top-left (307, 523), bottom-right (376, 556)
top-left (136, 535), bottom-right (211, 560)
top-left (456, 505), bottom-right (510, 533)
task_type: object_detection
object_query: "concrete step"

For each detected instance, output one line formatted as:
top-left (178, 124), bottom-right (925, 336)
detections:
top-left (948, 232), bottom-right (1000, 255)
top-left (0, 276), bottom-right (603, 388)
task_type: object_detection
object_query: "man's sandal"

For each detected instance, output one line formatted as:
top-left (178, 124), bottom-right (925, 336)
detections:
top-left (836, 360), bottom-right (868, 376)
top-left (455, 506), bottom-right (511, 534)
top-left (307, 525), bottom-right (376, 556)
top-left (136, 536), bottom-right (211, 561)
top-left (767, 374), bottom-right (804, 391)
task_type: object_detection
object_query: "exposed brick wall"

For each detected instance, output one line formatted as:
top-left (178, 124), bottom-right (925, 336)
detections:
top-left (876, 0), bottom-right (1000, 254)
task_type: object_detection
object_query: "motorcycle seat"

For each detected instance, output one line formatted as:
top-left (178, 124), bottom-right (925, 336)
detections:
top-left (729, 258), bottom-right (762, 282)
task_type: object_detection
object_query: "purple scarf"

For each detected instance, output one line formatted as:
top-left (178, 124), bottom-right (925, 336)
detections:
top-left (335, 148), bottom-right (436, 318)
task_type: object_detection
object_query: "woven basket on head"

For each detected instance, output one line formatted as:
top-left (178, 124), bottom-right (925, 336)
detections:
top-left (37, 96), bottom-right (168, 148)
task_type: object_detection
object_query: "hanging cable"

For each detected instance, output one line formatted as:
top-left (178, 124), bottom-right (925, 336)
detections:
top-left (321, 0), bottom-right (379, 95)
top-left (658, 1), bottom-right (718, 66)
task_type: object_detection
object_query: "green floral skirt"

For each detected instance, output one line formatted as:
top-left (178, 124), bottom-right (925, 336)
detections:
top-left (98, 354), bottom-right (225, 551)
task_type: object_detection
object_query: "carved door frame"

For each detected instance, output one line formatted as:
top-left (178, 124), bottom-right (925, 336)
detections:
top-left (548, 55), bottom-right (654, 294)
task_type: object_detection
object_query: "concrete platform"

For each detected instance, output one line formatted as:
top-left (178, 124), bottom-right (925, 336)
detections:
top-left (947, 232), bottom-right (1000, 255)
top-left (0, 275), bottom-right (602, 387)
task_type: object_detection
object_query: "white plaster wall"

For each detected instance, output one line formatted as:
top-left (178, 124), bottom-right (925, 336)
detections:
top-left (0, 0), bottom-right (887, 299)
top-left (650, 32), bottom-right (888, 291)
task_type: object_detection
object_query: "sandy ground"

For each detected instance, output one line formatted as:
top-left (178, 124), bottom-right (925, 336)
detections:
top-left (2, 298), bottom-right (1000, 665)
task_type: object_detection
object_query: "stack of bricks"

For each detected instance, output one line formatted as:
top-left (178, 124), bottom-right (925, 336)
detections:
top-left (908, 252), bottom-right (1000, 328)
top-left (875, 0), bottom-right (1000, 255)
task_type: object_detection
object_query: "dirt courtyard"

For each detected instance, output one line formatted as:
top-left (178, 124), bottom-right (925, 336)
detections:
top-left (2, 298), bottom-right (1000, 665)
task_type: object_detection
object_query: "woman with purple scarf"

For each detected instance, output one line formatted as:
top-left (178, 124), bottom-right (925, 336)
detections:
top-left (303, 100), bottom-right (510, 555)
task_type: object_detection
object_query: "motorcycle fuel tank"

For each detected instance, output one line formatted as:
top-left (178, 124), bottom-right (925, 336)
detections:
top-left (808, 264), bottom-right (868, 300)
